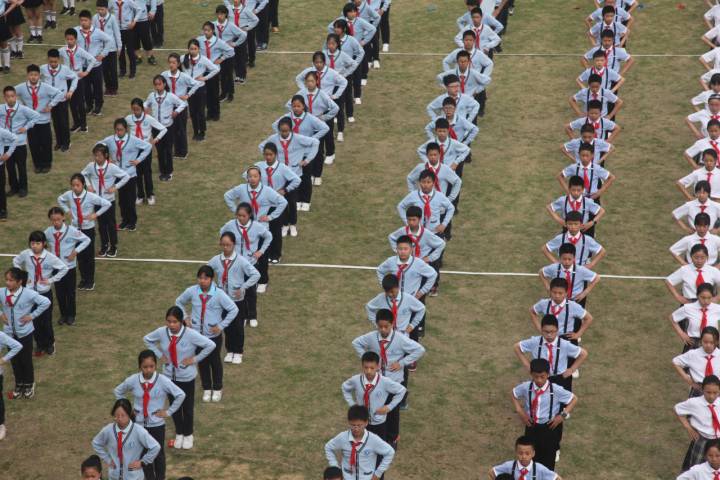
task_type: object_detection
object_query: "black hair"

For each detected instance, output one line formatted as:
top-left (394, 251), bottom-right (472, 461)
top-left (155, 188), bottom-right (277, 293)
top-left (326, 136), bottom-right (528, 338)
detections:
top-left (541, 314), bottom-right (559, 328)
top-left (114, 117), bottom-right (128, 130)
top-left (434, 118), bottom-right (450, 130)
top-left (406, 206), bottom-right (423, 219)
top-left (515, 435), bottom-right (535, 449)
top-left (580, 124), bottom-right (595, 134)
top-left (235, 202), bottom-right (254, 217)
top-left (220, 231), bottom-right (236, 244)
top-left (587, 73), bottom-right (602, 85)
top-left (558, 243), bottom-right (577, 257)
top-left (395, 234), bottom-right (413, 247)
top-left (202, 21), bottom-right (215, 34)
top-left (47, 206), bottom-right (65, 218)
top-left (704, 149), bottom-right (719, 161)
top-left (111, 398), bottom-right (135, 420)
top-left (565, 211), bottom-right (583, 223)
top-left (92, 143), bottom-right (110, 158)
top-left (696, 212), bottom-right (712, 227)
top-left (81, 455), bottom-right (102, 474)
top-left (426, 142), bottom-right (440, 154)
top-left (361, 351), bottom-right (380, 364)
top-left (78, 9), bottom-right (93, 19)
top-left (324, 466), bottom-right (343, 480)
top-left (376, 309), bottom-right (394, 323)
top-left (347, 405), bottom-right (369, 422)
top-left (47, 48), bottom-right (60, 58)
top-left (601, 5), bottom-right (615, 15)
top-left (64, 28), bottom-right (78, 38)
top-left (419, 169), bottom-right (437, 182)
top-left (152, 74), bottom-right (169, 92)
top-left (96, 0), bottom-right (109, 6)
top-left (278, 117), bottom-right (293, 129)
top-left (696, 180), bottom-right (712, 195)
top-left (470, 6), bottom-right (483, 16)
top-left (70, 173), bottom-right (86, 186)
top-left (702, 326), bottom-right (720, 343)
top-left (342, 3), bottom-right (357, 15)
top-left (442, 96), bottom-right (457, 107)
top-left (705, 439), bottom-right (720, 455)
top-left (131, 97), bottom-right (144, 109)
top-left (568, 175), bottom-right (585, 189)
top-left (291, 94), bottom-right (306, 107)
top-left (703, 375), bottom-right (720, 388)
top-left (381, 273), bottom-right (399, 291)
top-left (443, 74), bottom-right (459, 86)
top-left (462, 30), bottom-right (476, 40)
top-left (586, 99), bottom-right (603, 111)
top-left (197, 265), bottom-right (215, 278)
top-left (698, 282), bottom-right (715, 296)
top-left (600, 29), bottom-right (615, 39)
top-left (26, 64), bottom-right (40, 73)
top-left (4, 267), bottom-right (28, 285)
top-left (28, 230), bottom-right (47, 245)
top-left (691, 243), bottom-right (710, 257)
top-left (263, 142), bottom-right (278, 155)
top-left (138, 349), bottom-right (157, 368)
top-left (549, 277), bottom-right (569, 290)
top-left (166, 306), bottom-right (185, 321)
top-left (216, 4), bottom-right (229, 14)
top-left (530, 358), bottom-right (550, 374)
top-left (182, 39), bottom-right (201, 70)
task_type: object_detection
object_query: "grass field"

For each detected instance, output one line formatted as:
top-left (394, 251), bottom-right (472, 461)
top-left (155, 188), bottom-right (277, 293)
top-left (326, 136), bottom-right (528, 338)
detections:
top-left (0, 0), bottom-right (712, 478)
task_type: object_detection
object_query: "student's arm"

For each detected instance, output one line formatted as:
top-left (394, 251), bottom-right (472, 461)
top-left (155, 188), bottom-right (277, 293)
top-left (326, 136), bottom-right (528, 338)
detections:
top-left (665, 279), bottom-right (691, 304)
top-left (47, 254), bottom-right (69, 284)
top-left (564, 122), bottom-right (576, 139)
top-left (669, 312), bottom-right (696, 347)
top-left (285, 170), bottom-right (301, 192)
top-left (488, 468), bottom-right (497, 480)
top-left (402, 338), bottom-right (425, 366)
top-left (560, 143), bottom-right (577, 162)
top-left (607, 97), bottom-right (624, 119)
top-left (143, 329), bottom-right (164, 359)
top-left (686, 116), bottom-right (705, 140)
top-left (437, 197), bottom-right (455, 230)
top-left (448, 173), bottom-right (462, 202)
top-left (538, 268), bottom-right (551, 292)
top-left (546, 202), bottom-right (566, 228)
top-left (511, 391), bottom-right (532, 427)
top-left (704, 32), bottom-right (718, 50)
top-left (584, 14), bottom-right (594, 28)
top-left (408, 301), bottom-right (426, 331)
top-left (556, 170), bottom-right (570, 194)
top-left (606, 124), bottom-right (621, 143)
top-left (418, 263), bottom-right (438, 297)
top-left (591, 172), bottom-right (615, 199)
top-left (193, 332), bottom-right (217, 364)
top-left (513, 342), bottom-right (531, 372)
top-left (582, 206), bottom-right (605, 232)
top-left (587, 29), bottom-right (598, 46)
top-left (366, 300), bottom-right (379, 324)
top-left (548, 393), bottom-right (577, 429)
top-left (91, 429), bottom-right (113, 467)
top-left (112, 377), bottom-right (130, 400)
top-left (426, 234), bottom-right (446, 263)
top-left (574, 275), bottom-right (599, 303)
top-left (340, 378), bottom-right (356, 406)
top-left (542, 244), bottom-right (558, 265)
top-left (241, 263), bottom-right (261, 290)
top-left (676, 410), bottom-right (701, 442)
top-left (373, 438), bottom-right (395, 478)
top-left (383, 381), bottom-right (407, 412)
top-left (619, 55), bottom-right (635, 76)
top-left (702, 55), bottom-right (715, 72)
top-left (174, 288), bottom-right (192, 321)
top-left (138, 429), bottom-right (161, 466)
top-left (676, 178), bottom-right (695, 201)
top-left (673, 356), bottom-right (701, 391)
top-left (351, 334), bottom-right (368, 358)
top-left (256, 228), bottom-right (273, 258)
top-left (324, 436), bottom-right (341, 467)
top-left (568, 95), bottom-right (583, 116)
top-left (585, 247), bottom-right (606, 270)
top-left (674, 215), bottom-right (695, 235)
top-left (610, 75), bottom-right (625, 93)
top-left (216, 292), bottom-right (239, 332)
top-left (29, 291), bottom-right (51, 320)
top-left (0, 334), bottom-right (22, 363)
top-left (164, 379), bottom-right (187, 417)
top-left (94, 195), bottom-right (113, 217)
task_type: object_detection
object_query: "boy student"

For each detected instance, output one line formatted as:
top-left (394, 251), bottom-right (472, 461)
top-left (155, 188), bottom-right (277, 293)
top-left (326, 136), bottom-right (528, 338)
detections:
top-left (427, 73), bottom-right (481, 124)
top-left (377, 235), bottom-right (437, 299)
top-left (61, 29), bottom-right (94, 134)
top-left (442, 30), bottom-right (494, 78)
top-left (0, 127), bottom-right (17, 220)
top-left (453, 8), bottom-right (502, 53)
top-left (457, 0), bottom-right (504, 34)
top-left (224, 0), bottom-right (259, 83)
top-left (688, 95), bottom-right (720, 140)
top-left (667, 244), bottom-right (720, 304)
top-left (512, 358), bottom-right (577, 471)
top-left (366, 274), bottom-right (426, 340)
top-left (588, 7), bottom-right (628, 46)
top-left (324, 406), bottom-right (395, 480)
top-left (679, 150), bottom-right (720, 200)
top-left (685, 120), bottom-right (720, 168)
top-left (547, 176), bottom-right (605, 237)
top-left (341, 352), bottom-right (406, 444)
top-left (515, 314), bottom-right (589, 392)
top-left (587, 0), bottom-right (632, 27)
top-left (565, 100), bottom-right (621, 142)
top-left (673, 181), bottom-right (720, 235)
top-left (75, 10), bottom-right (112, 116)
top-left (489, 435), bottom-right (562, 480)
top-left (408, 145), bottom-right (462, 204)
top-left (543, 211), bottom-right (604, 268)
top-left (109, 0), bottom-right (139, 79)
top-left (2, 86), bottom-right (40, 199)
top-left (557, 144), bottom-right (615, 201)
top-left (569, 73), bottom-right (622, 119)
top-left (577, 49), bottom-right (624, 93)
top-left (437, 50), bottom-right (491, 117)
top-left (693, 74), bottom-right (720, 111)
top-left (671, 213), bottom-right (720, 267)
top-left (582, 29), bottom-right (634, 75)
top-left (213, 5), bottom-right (246, 102)
top-left (424, 97), bottom-right (479, 146)
top-left (418, 121), bottom-right (471, 175)
top-left (398, 170), bottom-right (455, 237)
top-left (42, 49), bottom-right (78, 153)
top-left (93, 0), bottom-right (121, 97)
top-left (676, 375), bottom-right (720, 471)
top-left (678, 439), bottom-right (720, 479)
top-left (540, 244), bottom-right (599, 306)
top-left (562, 124), bottom-right (614, 165)
top-left (531, 278), bottom-right (593, 344)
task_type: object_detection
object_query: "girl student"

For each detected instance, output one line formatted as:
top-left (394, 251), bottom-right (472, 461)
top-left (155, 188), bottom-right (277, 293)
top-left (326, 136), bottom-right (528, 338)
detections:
top-left (80, 455), bottom-right (103, 480)
top-left (144, 75), bottom-right (186, 182)
top-left (0, 1), bottom-right (18, 71)
top-left (219, 202), bottom-right (272, 310)
top-left (674, 326), bottom-right (720, 398)
top-left (57, 173), bottom-right (111, 291)
top-left (322, 32), bottom-right (360, 140)
top-left (6, 0), bottom-right (24, 62)
top-left (12, 230), bottom-right (68, 356)
top-left (91, 399), bottom-right (161, 480)
top-left (208, 231), bottom-right (260, 364)
top-left (331, 20), bottom-right (364, 122)
top-left (0, 267), bottom-right (51, 399)
top-left (143, 306), bottom-right (215, 450)
top-left (671, 283), bottom-right (720, 350)
top-left (0, 330), bottom-right (21, 440)
top-left (161, 53), bottom-right (201, 161)
top-left (196, 21), bottom-right (234, 122)
top-left (23, 0), bottom-right (44, 44)
top-left (45, 206), bottom-right (90, 327)
top-left (180, 38), bottom-right (220, 142)
top-left (175, 266), bottom-right (238, 404)
top-left (126, 98), bottom-right (167, 207)
top-left (114, 350), bottom-right (186, 480)
top-left (81, 143), bottom-right (130, 258)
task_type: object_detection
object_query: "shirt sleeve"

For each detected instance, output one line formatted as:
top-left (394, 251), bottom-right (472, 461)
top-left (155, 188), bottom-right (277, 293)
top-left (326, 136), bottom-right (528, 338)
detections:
top-left (673, 351), bottom-right (692, 368)
top-left (518, 337), bottom-right (537, 353)
top-left (666, 267), bottom-right (685, 286)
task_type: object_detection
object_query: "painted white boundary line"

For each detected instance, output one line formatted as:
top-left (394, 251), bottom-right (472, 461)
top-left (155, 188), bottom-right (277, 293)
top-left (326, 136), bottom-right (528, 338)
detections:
top-left (0, 253), bottom-right (665, 280)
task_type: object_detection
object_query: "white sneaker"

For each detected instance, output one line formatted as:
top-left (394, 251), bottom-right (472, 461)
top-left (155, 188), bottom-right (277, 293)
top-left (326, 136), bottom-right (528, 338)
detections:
top-left (256, 284), bottom-right (267, 294)
top-left (348, 116), bottom-right (356, 123)
top-left (211, 390), bottom-right (222, 402)
top-left (173, 434), bottom-right (184, 449)
top-left (202, 390), bottom-right (212, 402)
top-left (324, 154), bottom-right (335, 165)
top-left (232, 353), bottom-right (243, 364)
top-left (354, 97), bottom-right (362, 105)
top-left (367, 62), bottom-right (372, 69)
top-left (373, 60), bottom-right (380, 69)
top-left (281, 226), bottom-right (289, 237)
top-left (337, 132), bottom-right (344, 142)
top-left (182, 434), bottom-right (194, 449)
top-left (289, 225), bottom-right (298, 237)
top-left (305, 203), bottom-right (311, 211)
top-left (297, 202), bottom-right (306, 211)
top-left (333, 117), bottom-right (337, 124)
top-left (360, 79), bottom-right (368, 86)
top-left (135, 198), bottom-right (143, 205)
top-left (314, 178), bottom-right (323, 187)
top-left (249, 318), bottom-right (258, 327)
top-left (0, 424), bottom-right (6, 441)
top-left (382, 43), bottom-right (389, 52)
top-left (147, 196), bottom-right (156, 206)
top-left (555, 450), bottom-right (561, 463)
top-left (224, 352), bottom-right (234, 363)
top-left (572, 369), bottom-right (580, 379)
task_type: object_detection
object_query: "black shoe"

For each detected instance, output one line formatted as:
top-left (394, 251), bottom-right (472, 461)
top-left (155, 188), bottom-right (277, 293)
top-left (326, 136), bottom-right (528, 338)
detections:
top-left (37, 35), bottom-right (43, 43)
top-left (92, 109), bottom-right (102, 116)
top-left (51, 21), bottom-right (57, 29)
top-left (238, 77), bottom-right (246, 84)
top-left (227, 94), bottom-right (234, 102)
top-left (2, 66), bottom-right (9, 74)
top-left (68, 7), bottom-right (75, 15)
top-left (18, 189), bottom-right (27, 198)
top-left (84, 282), bottom-right (95, 291)
top-left (59, 6), bottom-right (68, 14)
top-left (0, 210), bottom-right (6, 221)
top-left (197, 134), bottom-right (205, 141)
top-left (58, 315), bottom-right (66, 325)
top-left (53, 144), bottom-right (61, 151)
top-left (136, 57), bottom-right (143, 64)
top-left (60, 145), bottom-right (69, 152)
top-left (257, 43), bottom-right (267, 51)
top-left (6, 189), bottom-right (17, 197)
top-left (106, 246), bottom-right (117, 257)
top-left (98, 245), bottom-right (108, 257)
top-left (70, 124), bottom-right (81, 133)
top-left (218, 94), bottom-right (227, 102)
top-left (44, 20), bottom-right (50, 29)
top-left (148, 56), bottom-right (157, 65)
top-left (79, 126), bottom-right (88, 133)
top-left (65, 315), bottom-right (76, 326)
top-left (118, 222), bottom-right (128, 230)
top-left (23, 383), bottom-right (35, 398)
top-left (46, 343), bottom-right (55, 356)
top-left (128, 73), bottom-right (136, 79)
top-left (192, 134), bottom-right (199, 141)
top-left (126, 225), bottom-right (136, 232)
top-left (119, 71), bottom-right (126, 78)
top-left (248, 60), bottom-right (255, 68)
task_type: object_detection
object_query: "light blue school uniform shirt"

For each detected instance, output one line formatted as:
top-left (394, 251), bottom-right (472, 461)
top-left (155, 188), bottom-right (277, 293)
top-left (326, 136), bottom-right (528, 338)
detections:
top-left (223, 1), bottom-right (259, 30)
top-left (583, 45), bottom-right (631, 73)
top-left (541, 263), bottom-right (598, 300)
top-left (456, 10), bottom-right (504, 33)
top-left (365, 291), bottom-right (425, 332)
top-left (341, 373), bottom-right (406, 425)
top-left (273, 112), bottom-right (329, 140)
top-left (213, 19), bottom-right (247, 47)
top-left (518, 336), bottom-right (582, 376)
top-left (295, 65), bottom-right (348, 99)
top-left (223, 182), bottom-right (288, 224)
top-left (175, 284), bottom-right (239, 338)
top-left (125, 113), bottom-right (167, 142)
top-left (376, 255), bottom-right (437, 297)
top-left (92, 421), bottom-right (161, 480)
top-left (143, 325), bottom-right (216, 382)
top-left (561, 162), bottom-right (611, 197)
top-left (251, 160), bottom-right (301, 193)
top-left (453, 23), bottom-right (501, 50)
top-left (100, 134), bottom-right (152, 178)
top-left (40, 64), bottom-right (78, 97)
top-left (545, 231), bottom-right (602, 266)
top-left (337, 34), bottom-right (365, 63)
top-left (13, 81), bottom-right (62, 124)
top-left (110, 0), bottom-right (141, 30)
top-left (81, 160), bottom-right (131, 201)
top-left (589, 20), bottom-right (627, 45)
top-left (424, 114), bottom-right (478, 146)
top-left (0, 331), bottom-right (22, 376)
top-left (563, 137), bottom-right (611, 164)
top-left (328, 16), bottom-right (376, 45)
top-left (0, 126), bottom-right (16, 160)
top-left (550, 194), bottom-right (601, 224)
top-left (208, 251), bottom-right (261, 300)
top-left (321, 48), bottom-right (359, 77)
top-left (258, 132), bottom-right (320, 177)
top-left (285, 88), bottom-right (339, 122)
top-left (493, 460), bottom-right (558, 480)
top-left (437, 67), bottom-right (491, 96)
top-left (397, 189), bottom-right (455, 231)
top-left (113, 371), bottom-right (185, 427)
top-left (219, 218), bottom-right (273, 262)
top-left (532, 298), bottom-right (588, 337)
top-left (1, 286), bottom-right (51, 338)
top-left (180, 54), bottom-right (221, 81)
top-left (160, 70), bottom-right (201, 98)
top-left (442, 47), bottom-right (494, 76)
top-left (573, 87), bottom-right (618, 117)
top-left (325, 430), bottom-right (395, 480)
top-left (135, 0), bottom-right (156, 22)
top-left (354, 0), bottom-right (381, 27)
top-left (143, 91), bottom-right (186, 127)
top-left (407, 161), bottom-right (462, 202)
top-left (12, 249), bottom-right (68, 294)
top-left (427, 93), bottom-right (480, 123)
top-left (513, 381), bottom-right (574, 424)
top-left (578, 66), bottom-right (621, 90)
top-left (59, 45), bottom-right (95, 75)
top-left (417, 137), bottom-right (471, 168)
top-left (44, 223), bottom-right (91, 269)
top-left (388, 225), bottom-right (446, 263)
top-left (74, 26), bottom-right (113, 68)
top-left (57, 189), bottom-right (112, 229)
top-left (93, 12), bottom-right (122, 52)
top-left (195, 35), bottom-right (235, 62)
top-left (351, 329), bottom-right (425, 384)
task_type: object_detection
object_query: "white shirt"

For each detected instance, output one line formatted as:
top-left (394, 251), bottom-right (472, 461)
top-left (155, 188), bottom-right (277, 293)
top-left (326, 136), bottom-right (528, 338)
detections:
top-left (672, 302), bottom-right (720, 338)
top-left (680, 167), bottom-right (720, 198)
top-left (675, 396), bottom-right (720, 439)
top-left (686, 137), bottom-right (720, 160)
top-left (674, 347), bottom-right (720, 383)
top-left (667, 264), bottom-right (720, 299)
top-left (673, 199), bottom-right (720, 229)
top-left (671, 232), bottom-right (720, 265)
top-left (689, 109), bottom-right (720, 137)
top-left (677, 461), bottom-right (720, 479)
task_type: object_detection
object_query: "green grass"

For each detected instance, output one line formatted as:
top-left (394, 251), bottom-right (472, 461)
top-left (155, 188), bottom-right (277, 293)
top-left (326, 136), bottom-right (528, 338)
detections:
top-left (0, 0), bottom-right (712, 478)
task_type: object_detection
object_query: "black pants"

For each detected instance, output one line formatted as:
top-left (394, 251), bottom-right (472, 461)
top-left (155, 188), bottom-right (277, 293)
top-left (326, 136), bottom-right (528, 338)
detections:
top-left (368, 422), bottom-right (388, 443)
top-left (525, 423), bottom-right (563, 471)
top-left (170, 379), bottom-right (194, 436)
top-left (78, 227), bottom-right (95, 285)
top-left (69, 82), bottom-right (87, 128)
top-left (233, 43), bottom-right (248, 80)
top-left (370, 31), bottom-right (380, 63)
top-left (269, 0), bottom-right (279, 27)
top-left (380, 6), bottom-right (390, 44)
top-left (150, 4), bottom-right (163, 45)
top-left (173, 110), bottom-right (188, 158)
top-left (334, 97), bottom-right (345, 133)
top-left (344, 73), bottom-right (355, 117)
top-left (353, 63), bottom-right (363, 97)
top-left (220, 58), bottom-right (234, 98)
top-left (224, 300), bottom-right (245, 354)
top-left (282, 189), bottom-right (298, 226)
top-left (101, 51), bottom-right (119, 92)
top-left (299, 164), bottom-right (313, 204)
top-left (475, 91), bottom-right (487, 118)
top-left (118, 178), bottom-right (137, 227)
top-left (98, 200), bottom-right (118, 247)
top-left (142, 425), bottom-right (166, 480)
top-left (32, 291), bottom-right (54, 352)
top-left (136, 151), bottom-right (154, 198)
top-left (10, 333), bottom-right (33, 387)
top-left (361, 45), bottom-right (371, 80)
top-left (199, 334), bottom-right (223, 390)
top-left (268, 217), bottom-right (283, 261)
top-left (156, 129), bottom-right (173, 175)
top-left (255, 6), bottom-right (269, 45)
top-left (255, 254), bottom-right (269, 287)
top-left (51, 101), bottom-right (70, 148)
top-left (54, 267), bottom-right (76, 317)
top-left (28, 123), bottom-right (53, 170)
top-left (316, 122), bottom-right (335, 174)
top-left (119, 29), bottom-right (137, 76)
top-left (0, 163), bottom-right (6, 212)
top-left (83, 66), bottom-right (103, 113)
top-left (5, 145), bottom-right (27, 193)
top-left (244, 283), bottom-right (258, 318)
top-left (247, 28), bottom-right (257, 64)
top-left (206, 76), bottom-right (220, 121)
top-left (0, 375), bottom-right (4, 424)
top-left (189, 87), bottom-right (207, 136)
top-left (135, 20), bottom-right (153, 52)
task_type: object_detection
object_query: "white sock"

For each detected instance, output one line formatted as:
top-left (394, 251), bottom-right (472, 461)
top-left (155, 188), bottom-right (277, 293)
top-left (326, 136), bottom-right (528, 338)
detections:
top-left (69, 0), bottom-right (75, 6)
top-left (37, 27), bottom-right (43, 37)
top-left (62, 0), bottom-right (68, 7)
top-left (16, 36), bottom-right (23, 51)
top-left (29, 26), bottom-right (36, 37)
top-left (51, 11), bottom-right (57, 21)
top-left (44, 10), bottom-right (50, 22)
top-left (1, 48), bottom-right (9, 68)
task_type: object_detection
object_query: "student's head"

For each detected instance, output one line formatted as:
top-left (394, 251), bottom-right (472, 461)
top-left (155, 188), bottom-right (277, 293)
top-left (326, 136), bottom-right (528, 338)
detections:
top-left (96, 0), bottom-right (109, 15)
top-left (131, 97), bottom-right (144, 116)
top-left (165, 306), bottom-right (185, 333)
top-left (419, 169), bottom-right (437, 194)
top-left (2, 86), bottom-right (15, 106)
top-left (202, 21), bottom-right (215, 38)
top-left (215, 4), bottom-right (229, 20)
top-left (48, 206), bottom-right (66, 229)
top-left (586, 100), bottom-right (602, 120)
top-left (703, 375), bottom-right (720, 404)
top-left (4, 267), bottom-right (27, 290)
top-left (347, 405), bottom-right (370, 433)
top-left (304, 70), bottom-right (318, 90)
top-left (382, 273), bottom-right (400, 297)
top-left (578, 143), bottom-right (594, 166)
top-left (698, 283), bottom-right (716, 308)
top-left (710, 95), bottom-right (720, 114)
top-left (540, 314), bottom-right (559, 343)
top-left (246, 165), bottom-right (261, 187)
top-left (587, 73), bottom-right (602, 92)
top-left (290, 95), bottom-right (306, 117)
top-left (443, 73), bottom-right (460, 97)
top-left (395, 235), bottom-right (413, 261)
top-left (441, 96), bottom-right (457, 117)
top-left (65, 28), bottom-right (78, 47)
top-left (81, 455), bottom-right (102, 480)
top-left (111, 398), bottom-right (135, 428)
top-left (220, 231), bottom-right (236, 256)
top-left (704, 149), bottom-right (719, 171)
top-left (426, 142), bottom-right (441, 166)
top-left (691, 243), bottom-right (710, 268)
top-left (361, 351), bottom-right (380, 378)
top-left (138, 349), bottom-right (157, 378)
top-left (312, 51), bottom-right (326, 70)
top-left (456, 50), bottom-right (471, 71)
top-left (153, 74), bottom-right (168, 93)
top-left (706, 440), bottom-right (720, 470)
top-left (579, 123), bottom-right (596, 143)
top-left (549, 278), bottom-right (569, 303)
top-left (47, 48), bottom-right (60, 68)
top-left (187, 38), bottom-right (201, 57)
top-left (263, 142), bottom-right (278, 164)
top-left (564, 211), bottom-right (583, 235)
top-left (235, 202), bottom-right (253, 223)
top-left (600, 29), bottom-right (615, 49)
top-left (514, 436), bottom-right (536, 467)
top-left (462, 30), bottom-right (476, 50)
top-left (25, 64), bottom-right (40, 84)
top-left (114, 117), bottom-right (128, 137)
top-left (434, 117), bottom-right (450, 140)
top-left (92, 143), bottom-right (110, 164)
top-left (529, 358), bottom-right (551, 387)
top-left (465, 0), bottom-right (480, 8)
top-left (702, 326), bottom-right (720, 354)
top-left (696, 180), bottom-right (712, 203)
top-left (323, 466), bottom-right (343, 480)
top-left (70, 173), bottom-right (86, 194)
top-left (278, 117), bottom-right (293, 137)
top-left (558, 243), bottom-right (577, 268)
top-left (79, 10), bottom-right (93, 28)
top-left (196, 265), bottom-right (215, 290)
top-left (711, 74), bottom-right (720, 92)
top-left (470, 6), bottom-right (483, 25)
top-left (602, 5), bottom-right (615, 23)
top-left (168, 52), bottom-right (181, 71)
top-left (695, 212), bottom-right (712, 237)
top-left (568, 175), bottom-right (585, 199)
top-left (342, 3), bottom-right (358, 20)
top-left (28, 230), bottom-right (47, 254)
top-left (405, 205), bottom-right (423, 230)
top-left (375, 309), bottom-right (394, 337)
top-left (332, 20), bottom-right (348, 37)
top-left (326, 33), bottom-right (341, 51)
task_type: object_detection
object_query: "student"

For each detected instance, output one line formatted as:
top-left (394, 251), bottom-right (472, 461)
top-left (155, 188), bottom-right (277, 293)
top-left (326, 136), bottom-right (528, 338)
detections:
top-left (676, 375), bottom-right (720, 471)
top-left (705, 21), bottom-right (720, 50)
top-left (57, 173), bottom-right (111, 290)
top-left (0, 267), bottom-right (51, 399)
top-left (686, 120), bottom-right (720, 168)
top-left (577, 49), bottom-right (624, 92)
top-left (566, 100), bottom-right (620, 142)
top-left (489, 435), bottom-right (562, 480)
top-left (331, 19), bottom-right (365, 113)
top-left (397, 170), bottom-right (455, 236)
top-left (587, 0), bottom-right (632, 27)
top-left (0, 124), bottom-right (17, 220)
top-left (673, 182), bottom-right (720, 235)
top-left (253, 0), bottom-right (270, 52)
top-left (41, 49), bottom-right (77, 153)
top-left (150, 0), bottom-right (163, 47)
top-left (671, 213), bottom-right (720, 266)
top-left (75, 10), bottom-right (112, 116)
top-left (131, 0), bottom-right (155, 66)
top-left (678, 439), bottom-right (720, 479)
top-left (679, 150), bottom-right (720, 200)
top-left (389, 206), bottom-right (446, 264)
top-left (126, 97), bottom-right (166, 206)
top-left (175, 266), bottom-right (238, 403)
top-left (100, 118), bottom-right (152, 230)
top-left (81, 142), bottom-right (129, 257)
top-left (588, 7), bottom-right (627, 46)
top-left (196, 21), bottom-right (234, 122)
top-left (0, 2), bottom-right (15, 72)
top-left (91, 399), bottom-right (161, 480)
top-left (531, 278), bottom-right (593, 343)
top-left (582, 28), bottom-right (634, 75)
top-left (322, 32), bottom-right (359, 133)
top-left (673, 284), bottom-right (720, 352)
top-left (667, 245), bottom-right (720, 304)
top-left (570, 73), bottom-right (622, 119)
top-left (366, 274), bottom-right (426, 339)
top-left (418, 119), bottom-right (471, 175)
top-left (543, 211), bottom-right (604, 268)
top-left (688, 95), bottom-right (720, 140)
top-left (453, 8), bottom-right (501, 52)
top-left (93, 0), bottom-right (120, 97)
top-left (323, 466), bottom-right (343, 480)
top-left (60, 29), bottom-right (93, 134)
top-left (208, 232), bottom-right (260, 364)
top-left (437, 50), bottom-right (491, 117)
top-left (23, 0), bottom-right (44, 44)
top-left (224, 0), bottom-right (258, 84)
top-left (81, 454), bottom-right (103, 479)
top-left (424, 97), bottom-right (479, 147)
top-left (547, 176), bottom-right (605, 237)
top-left (13, 230), bottom-right (68, 356)
top-left (113, 350), bottom-right (185, 480)
top-left (350, 0), bottom-right (380, 72)
top-left (324, 405), bottom-right (395, 480)
top-left (144, 75), bottom-right (185, 181)
top-left (45, 206), bottom-right (90, 326)
top-left (213, 5), bottom-right (245, 102)
top-left (427, 74), bottom-right (480, 124)
top-left (515, 314), bottom-right (588, 392)
top-left (557, 144), bottom-right (615, 201)
top-left (143, 306), bottom-right (215, 450)
top-left (181, 38), bottom-right (220, 142)
top-left (442, 30), bottom-right (494, 78)
top-left (161, 53), bottom-right (200, 161)
top-left (540, 244), bottom-right (599, 306)
top-left (674, 326), bottom-right (720, 397)
top-left (511, 358), bottom-right (577, 471)
top-left (0, 303), bottom-right (24, 431)
top-left (562, 125), bottom-right (613, 166)
top-left (219, 202), bottom-right (272, 300)
top-left (457, 0), bottom-right (503, 34)
top-left (109, 0), bottom-right (139, 79)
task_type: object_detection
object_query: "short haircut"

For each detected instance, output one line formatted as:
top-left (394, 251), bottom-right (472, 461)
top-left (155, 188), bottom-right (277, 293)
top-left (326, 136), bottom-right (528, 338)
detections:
top-left (47, 206), bottom-right (65, 218)
top-left (78, 9), bottom-right (93, 18)
top-left (705, 439), bottom-right (720, 455)
top-left (568, 175), bottom-right (585, 188)
top-left (600, 29), bottom-right (615, 39)
top-left (587, 73), bottom-right (602, 85)
top-left (695, 212), bottom-right (712, 227)
top-left (216, 4), bottom-right (229, 14)
top-left (324, 466), bottom-right (343, 480)
top-left (541, 314), bottom-right (559, 328)
top-left (65, 28), bottom-right (78, 38)
top-left (470, 6), bottom-right (483, 16)
top-left (442, 96), bottom-right (457, 107)
top-left (703, 374), bottom-right (720, 389)
top-left (347, 405), bottom-right (369, 422)
top-left (26, 64), bottom-right (40, 73)
top-left (96, 0), bottom-right (109, 6)
top-left (698, 282), bottom-right (715, 296)
top-left (395, 234), bottom-right (413, 247)
top-left (406, 206), bottom-right (423, 219)
top-left (361, 351), bottom-right (380, 364)
top-left (81, 455), bottom-right (102, 474)
top-left (549, 277), bottom-right (569, 291)
top-left (558, 243), bottom-right (577, 257)
top-left (586, 99), bottom-right (603, 111)
top-left (278, 117), bottom-right (293, 129)
top-left (691, 243), bottom-right (710, 257)
top-left (381, 273), bottom-right (399, 291)
top-left (443, 73), bottom-right (460, 86)
top-left (419, 169), bottom-right (437, 182)
top-left (578, 143), bottom-right (594, 155)
top-left (702, 326), bottom-right (720, 343)
top-left (580, 124), bottom-right (595, 134)
top-left (696, 180), bottom-right (712, 195)
top-left (434, 118), bottom-right (450, 130)
top-left (515, 435), bottom-right (535, 449)
top-left (711, 73), bottom-right (720, 86)
top-left (197, 265), bottom-right (215, 278)
top-left (565, 211), bottom-right (583, 223)
top-left (601, 5), bottom-right (615, 15)
top-left (376, 309), bottom-right (394, 323)
top-left (426, 142), bottom-right (440, 154)
top-left (530, 358), bottom-right (551, 374)
top-left (47, 48), bottom-right (60, 58)
top-left (462, 30), bottom-right (476, 40)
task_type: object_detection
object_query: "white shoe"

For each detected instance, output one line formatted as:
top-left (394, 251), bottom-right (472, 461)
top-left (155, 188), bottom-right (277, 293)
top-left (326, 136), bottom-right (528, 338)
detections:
top-left (367, 62), bottom-right (372, 70)
top-left (333, 117), bottom-right (337, 124)
top-left (373, 60), bottom-right (380, 69)
top-left (337, 132), bottom-right (344, 142)
top-left (173, 434), bottom-right (184, 449)
top-left (211, 390), bottom-right (222, 402)
top-left (256, 284), bottom-right (267, 294)
top-left (135, 198), bottom-right (143, 205)
top-left (289, 225), bottom-right (298, 237)
top-left (382, 43), bottom-right (389, 52)
top-left (348, 116), bottom-right (356, 123)
top-left (354, 97), bottom-right (362, 105)
top-left (182, 434), bottom-right (194, 449)
top-left (305, 203), bottom-right (311, 211)
top-left (0, 424), bottom-right (6, 441)
top-left (297, 202), bottom-right (306, 211)
top-left (147, 196), bottom-right (156, 206)
top-left (249, 318), bottom-right (258, 327)
top-left (555, 450), bottom-right (560, 463)
top-left (202, 390), bottom-right (212, 402)
top-left (572, 369), bottom-right (580, 379)
top-left (324, 154), bottom-right (335, 165)
top-left (281, 226), bottom-right (289, 237)
top-left (360, 79), bottom-right (368, 86)
top-left (313, 177), bottom-right (322, 186)
top-left (232, 353), bottom-right (243, 364)
top-left (224, 352), bottom-right (234, 363)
